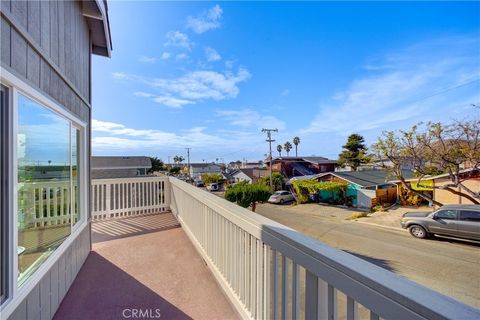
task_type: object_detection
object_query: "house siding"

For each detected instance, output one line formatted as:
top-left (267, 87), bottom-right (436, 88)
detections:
top-left (7, 226), bottom-right (91, 320)
top-left (1, 1), bottom-right (93, 319)
top-left (433, 177), bottom-right (480, 207)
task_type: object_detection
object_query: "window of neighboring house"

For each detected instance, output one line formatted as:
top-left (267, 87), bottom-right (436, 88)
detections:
top-left (459, 211), bottom-right (480, 222)
top-left (1, 84), bottom-right (9, 305)
top-left (17, 93), bottom-right (83, 285)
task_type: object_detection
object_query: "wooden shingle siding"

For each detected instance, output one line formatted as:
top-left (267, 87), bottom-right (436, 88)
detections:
top-left (1, 17), bottom-right (10, 66)
top-left (10, 28), bottom-right (27, 77)
top-left (26, 285), bottom-right (40, 320)
top-left (1, 0), bottom-right (91, 122)
top-left (26, 0), bottom-right (40, 44)
top-left (26, 46), bottom-right (40, 87)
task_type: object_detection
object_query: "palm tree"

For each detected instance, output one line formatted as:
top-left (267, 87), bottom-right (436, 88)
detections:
top-left (276, 144), bottom-right (283, 157)
top-left (293, 136), bottom-right (300, 157)
top-left (284, 141), bottom-right (292, 156)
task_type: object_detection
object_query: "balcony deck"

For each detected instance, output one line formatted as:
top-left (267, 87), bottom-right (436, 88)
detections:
top-left (53, 212), bottom-right (238, 320)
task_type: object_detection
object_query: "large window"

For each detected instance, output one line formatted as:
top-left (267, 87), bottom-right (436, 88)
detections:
top-left (1, 85), bottom-right (8, 304)
top-left (17, 94), bottom-right (82, 285)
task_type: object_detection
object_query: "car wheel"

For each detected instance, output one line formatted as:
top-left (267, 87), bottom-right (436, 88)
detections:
top-left (280, 199), bottom-right (284, 204)
top-left (409, 225), bottom-right (429, 239)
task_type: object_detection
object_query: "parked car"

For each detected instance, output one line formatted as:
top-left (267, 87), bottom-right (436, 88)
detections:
top-left (268, 190), bottom-right (295, 204)
top-left (207, 183), bottom-right (220, 192)
top-left (400, 204), bottom-right (480, 240)
top-left (194, 180), bottom-right (204, 187)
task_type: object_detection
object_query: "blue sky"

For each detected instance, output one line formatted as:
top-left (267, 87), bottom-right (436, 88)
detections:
top-left (91, 1), bottom-right (480, 163)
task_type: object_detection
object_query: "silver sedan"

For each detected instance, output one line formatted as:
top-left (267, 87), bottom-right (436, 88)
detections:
top-left (268, 191), bottom-right (295, 204)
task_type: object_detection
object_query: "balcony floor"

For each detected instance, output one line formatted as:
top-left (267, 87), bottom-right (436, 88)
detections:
top-left (53, 212), bottom-right (238, 320)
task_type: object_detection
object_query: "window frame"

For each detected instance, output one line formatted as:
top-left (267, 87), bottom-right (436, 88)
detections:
top-left (0, 68), bottom-right (88, 312)
top-left (1, 84), bottom-right (10, 305)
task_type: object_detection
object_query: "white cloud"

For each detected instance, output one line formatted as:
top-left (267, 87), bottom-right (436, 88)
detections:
top-left (164, 31), bottom-right (193, 51)
top-left (175, 53), bottom-right (189, 61)
top-left (225, 59), bottom-right (236, 69)
top-left (161, 52), bottom-right (171, 60)
top-left (281, 89), bottom-right (290, 96)
top-left (205, 47), bottom-right (221, 62)
top-left (303, 36), bottom-right (480, 134)
top-left (187, 4), bottom-right (223, 34)
top-left (119, 67), bottom-right (251, 107)
top-left (138, 55), bottom-right (156, 63)
top-left (134, 91), bottom-right (193, 108)
top-left (112, 72), bottom-right (128, 80)
top-left (216, 108), bottom-right (286, 130)
top-left (92, 119), bottom-right (228, 151)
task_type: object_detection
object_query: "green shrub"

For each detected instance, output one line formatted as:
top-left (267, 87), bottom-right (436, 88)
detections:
top-left (224, 183), bottom-right (271, 211)
top-left (259, 172), bottom-right (285, 191)
top-left (201, 173), bottom-right (223, 184)
top-left (292, 180), bottom-right (347, 204)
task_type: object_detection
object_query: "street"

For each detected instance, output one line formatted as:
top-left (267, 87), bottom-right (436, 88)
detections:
top-left (254, 202), bottom-right (480, 309)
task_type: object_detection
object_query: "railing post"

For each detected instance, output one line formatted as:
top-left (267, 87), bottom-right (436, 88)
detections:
top-left (105, 182), bottom-right (111, 217)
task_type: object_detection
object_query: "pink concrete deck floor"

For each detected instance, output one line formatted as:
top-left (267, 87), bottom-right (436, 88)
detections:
top-left (54, 212), bottom-right (238, 320)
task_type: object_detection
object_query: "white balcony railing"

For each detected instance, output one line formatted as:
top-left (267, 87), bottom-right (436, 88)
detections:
top-left (91, 176), bottom-right (169, 220)
top-left (169, 177), bottom-right (480, 320)
top-left (18, 180), bottom-right (77, 227)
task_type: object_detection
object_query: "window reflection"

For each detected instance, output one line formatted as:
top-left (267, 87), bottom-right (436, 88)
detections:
top-left (17, 94), bottom-right (81, 284)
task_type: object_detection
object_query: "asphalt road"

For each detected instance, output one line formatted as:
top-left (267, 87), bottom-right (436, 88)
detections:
top-left (254, 202), bottom-right (480, 309)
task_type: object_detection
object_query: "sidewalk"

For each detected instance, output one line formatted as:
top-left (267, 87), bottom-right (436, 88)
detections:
top-left (354, 205), bottom-right (433, 230)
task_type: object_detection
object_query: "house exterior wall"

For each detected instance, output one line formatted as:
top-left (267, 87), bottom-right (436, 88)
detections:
top-left (1, 1), bottom-right (94, 318)
top-left (433, 177), bottom-right (480, 207)
top-left (7, 226), bottom-right (90, 320)
top-left (190, 165), bottom-right (222, 179)
top-left (92, 168), bottom-right (148, 179)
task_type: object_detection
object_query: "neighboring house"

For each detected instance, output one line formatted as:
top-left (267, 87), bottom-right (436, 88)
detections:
top-left (288, 170), bottom-right (414, 208)
top-left (91, 156), bottom-right (152, 179)
top-left (189, 163), bottom-right (223, 179)
top-left (230, 168), bottom-right (267, 183)
top-left (0, 1), bottom-right (112, 318)
top-left (241, 161), bottom-right (264, 169)
top-left (336, 157), bottom-right (416, 172)
top-left (396, 168), bottom-right (480, 208)
top-left (267, 156), bottom-right (337, 178)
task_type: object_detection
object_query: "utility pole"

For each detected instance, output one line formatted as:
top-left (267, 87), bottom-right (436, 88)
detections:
top-left (185, 148), bottom-right (191, 180)
top-left (262, 128), bottom-right (278, 192)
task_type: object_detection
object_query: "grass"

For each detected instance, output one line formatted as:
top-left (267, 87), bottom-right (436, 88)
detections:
top-left (346, 212), bottom-right (369, 220)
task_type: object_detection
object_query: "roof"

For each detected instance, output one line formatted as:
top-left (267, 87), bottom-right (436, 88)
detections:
top-left (190, 163), bottom-right (222, 168)
top-left (92, 156), bottom-right (151, 169)
top-left (267, 156), bottom-right (337, 165)
top-left (82, 0), bottom-right (113, 57)
top-left (324, 170), bottom-right (415, 187)
top-left (390, 168), bottom-right (478, 183)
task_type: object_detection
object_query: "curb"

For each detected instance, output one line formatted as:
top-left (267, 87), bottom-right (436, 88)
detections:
top-left (354, 220), bottom-right (408, 233)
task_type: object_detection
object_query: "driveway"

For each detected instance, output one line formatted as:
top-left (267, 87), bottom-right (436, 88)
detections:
top-left (254, 202), bottom-right (480, 308)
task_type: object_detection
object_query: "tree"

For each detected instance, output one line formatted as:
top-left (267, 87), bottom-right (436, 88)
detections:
top-left (148, 157), bottom-right (164, 173)
top-left (293, 136), bottom-right (300, 157)
top-left (224, 182), bottom-right (271, 211)
top-left (168, 166), bottom-right (181, 174)
top-left (259, 172), bottom-right (285, 191)
top-left (284, 141), bottom-right (292, 156)
top-left (337, 134), bottom-right (371, 171)
top-left (372, 118), bottom-right (480, 205)
top-left (173, 155), bottom-right (185, 164)
top-left (276, 144), bottom-right (283, 157)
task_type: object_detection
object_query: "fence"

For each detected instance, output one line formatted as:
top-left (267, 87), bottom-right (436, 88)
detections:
top-left (169, 177), bottom-right (479, 320)
top-left (91, 176), bottom-right (169, 221)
